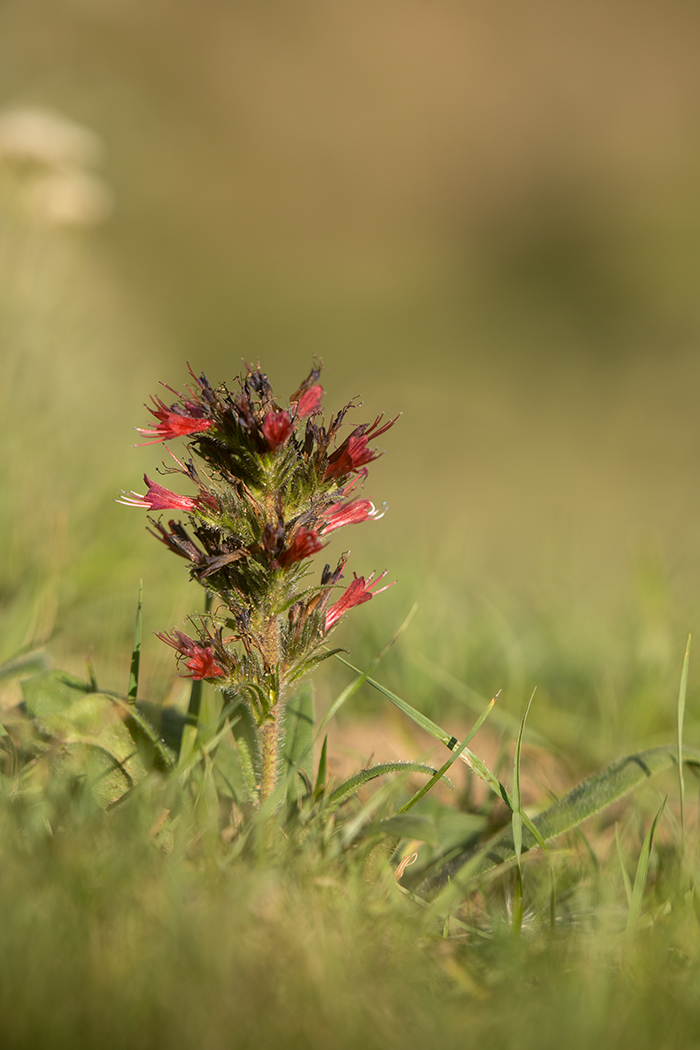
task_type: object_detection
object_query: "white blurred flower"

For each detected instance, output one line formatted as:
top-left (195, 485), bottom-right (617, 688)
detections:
top-left (0, 105), bottom-right (113, 226)
top-left (0, 106), bottom-right (102, 168)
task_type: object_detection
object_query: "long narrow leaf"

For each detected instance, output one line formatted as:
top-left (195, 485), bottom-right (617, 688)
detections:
top-left (326, 761), bottom-right (438, 815)
top-left (283, 682), bottom-right (315, 784)
top-left (233, 732), bottom-right (258, 804)
top-left (512, 690), bottom-right (536, 873)
top-left (334, 655), bottom-right (512, 807)
top-left (677, 635), bottom-right (691, 842)
top-left (314, 735), bottom-right (328, 800)
top-left (512, 690), bottom-right (536, 934)
top-left (317, 604), bottom-right (418, 736)
top-left (398, 697), bottom-right (496, 814)
top-left (426, 744), bottom-right (700, 905)
top-left (127, 580), bottom-right (143, 704)
top-left (627, 796), bottom-right (668, 934)
top-left (616, 824), bottom-right (633, 909)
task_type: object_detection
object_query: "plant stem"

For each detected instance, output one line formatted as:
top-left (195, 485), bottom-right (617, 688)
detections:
top-left (260, 716), bottom-right (279, 803)
top-left (259, 613), bottom-right (282, 804)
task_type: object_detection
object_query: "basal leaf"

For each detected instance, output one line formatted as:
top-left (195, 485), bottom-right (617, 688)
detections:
top-left (424, 744), bottom-right (700, 904)
top-left (22, 670), bottom-right (92, 718)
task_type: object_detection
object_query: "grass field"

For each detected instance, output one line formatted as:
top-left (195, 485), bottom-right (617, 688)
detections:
top-left (2, 330), bottom-right (700, 1048)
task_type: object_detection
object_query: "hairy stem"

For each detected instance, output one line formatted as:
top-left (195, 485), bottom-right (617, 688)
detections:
top-left (259, 613), bottom-right (282, 804)
top-left (260, 716), bottom-right (279, 803)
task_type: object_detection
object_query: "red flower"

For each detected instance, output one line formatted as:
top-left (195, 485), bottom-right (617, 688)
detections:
top-left (296, 384), bottom-right (323, 418)
top-left (278, 526), bottom-right (325, 568)
top-left (262, 409), bottom-right (293, 449)
top-left (320, 499), bottom-right (381, 535)
top-left (324, 571), bottom-right (394, 631)
top-left (118, 475), bottom-right (199, 512)
top-left (185, 648), bottom-right (226, 680)
top-left (136, 395), bottom-right (212, 445)
top-left (156, 629), bottom-right (226, 680)
top-left (325, 415), bottom-right (398, 479)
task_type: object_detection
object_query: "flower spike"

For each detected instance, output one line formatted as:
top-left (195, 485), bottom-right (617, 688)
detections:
top-left (123, 363), bottom-right (397, 802)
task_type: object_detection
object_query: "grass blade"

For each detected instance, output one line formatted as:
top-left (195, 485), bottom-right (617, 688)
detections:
top-left (626, 795), bottom-right (668, 934)
top-left (512, 690), bottom-right (536, 933)
top-left (317, 604), bottom-right (418, 736)
top-left (677, 635), bottom-right (691, 844)
top-left (426, 744), bottom-right (700, 902)
top-left (334, 655), bottom-right (512, 807)
top-left (397, 696), bottom-right (496, 814)
top-left (616, 824), bottom-right (633, 909)
top-left (127, 580), bottom-right (142, 704)
top-left (314, 735), bottom-right (328, 800)
top-left (512, 690), bottom-right (535, 871)
top-left (283, 682), bottom-right (315, 796)
top-left (326, 761), bottom-right (439, 815)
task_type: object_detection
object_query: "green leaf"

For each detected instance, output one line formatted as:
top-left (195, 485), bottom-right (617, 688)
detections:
top-left (513, 690), bottom-right (536, 879)
top-left (677, 635), bottom-right (691, 841)
top-left (627, 795), bottom-right (668, 934)
top-left (314, 735), bottom-right (328, 800)
top-left (283, 682), bottom-right (314, 800)
top-left (134, 700), bottom-right (187, 758)
top-left (334, 654), bottom-right (453, 745)
top-left (511, 689), bottom-right (555, 928)
top-left (105, 695), bottom-right (177, 770)
top-left (334, 656), bottom-right (512, 807)
top-left (22, 670), bottom-right (92, 718)
top-left (127, 580), bottom-right (143, 703)
top-left (427, 744), bottom-right (700, 904)
top-left (398, 696), bottom-right (496, 814)
top-left (232, 731), bottom-right (258, 804)
top-left (36, 692), bottom-right (147, 806)
top-left (287, 648), bottom-right (345, 684)
top-left (326, 761), bottom-right (438, 815)
top-left (616, 824), bottom-right (633, 909)
top-left (317, 604), bottom-right (418, 736)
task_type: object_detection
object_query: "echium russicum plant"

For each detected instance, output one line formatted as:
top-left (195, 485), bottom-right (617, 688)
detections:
top-left (120, 364), bottom-right (397, 802)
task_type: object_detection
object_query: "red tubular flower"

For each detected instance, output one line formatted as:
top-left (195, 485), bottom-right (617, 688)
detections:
top-left (324, 571), bottom-right (394, 631)
top-left (320, 499), bottom-right (381, 535)
top-left (156, 629), bottom-right (226, 680)
top-left (325, 415), bottom-right (399, 479)
top-left (296, 384), bottom-right (323, 418)
top-left (278, 526), bottom-right (325, 568)
top-left (136, 395), bottom-right (212, 445)
top-left (118, 475), bottom-right (199, 512)
top-left (184, 648), bottom-right (226, 680)
top-left (262, 409), bottom-right (293, 450)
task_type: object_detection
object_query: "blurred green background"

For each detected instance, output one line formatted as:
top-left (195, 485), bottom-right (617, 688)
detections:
top-left (2, 0), bottom-right (700, 765)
